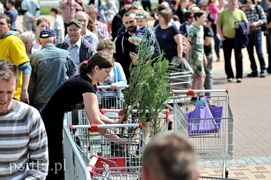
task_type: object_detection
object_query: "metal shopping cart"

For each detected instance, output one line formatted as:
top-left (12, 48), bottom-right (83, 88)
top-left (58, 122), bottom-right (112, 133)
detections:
top-left (172, 89), bottom-right (234, 178)
top-left (97, 85), bottom-right (129, 109)
top-left (65, 123), bottom-right (144, 180)
top-left (166, 67), bottom-right (193, 90)
top-left (165, 67), bottom-right (193, 110)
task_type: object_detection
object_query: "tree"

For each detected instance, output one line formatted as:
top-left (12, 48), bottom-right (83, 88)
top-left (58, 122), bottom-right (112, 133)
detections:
top-left (122, 40), bottom-right (171, 137)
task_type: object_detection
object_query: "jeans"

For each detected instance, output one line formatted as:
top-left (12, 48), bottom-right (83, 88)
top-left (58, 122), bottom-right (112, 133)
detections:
top-left (222, 37), bottom-right (243, 79)
top-left (204, 54), bottom-right (213, 97)
top-left (247, 31), bottom-right (266, 73)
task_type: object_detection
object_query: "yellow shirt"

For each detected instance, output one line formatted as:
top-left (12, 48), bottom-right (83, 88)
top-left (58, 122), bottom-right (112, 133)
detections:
top-left (217, 8), bottom-right (248, 38)
top-left (0, 34), bottom-right (30, 100)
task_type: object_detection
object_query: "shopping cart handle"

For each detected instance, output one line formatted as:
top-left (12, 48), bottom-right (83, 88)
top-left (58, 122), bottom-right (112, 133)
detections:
top-left (172, 89), bottom-right (229, 95)
top-left (97, 85), bottom-right (129, 89)
top-left (69, 123), bottom-right (142, 130)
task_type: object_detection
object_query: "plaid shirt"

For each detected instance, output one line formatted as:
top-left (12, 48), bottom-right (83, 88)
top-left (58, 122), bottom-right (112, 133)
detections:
top-left (243, 5), bottom-right (267, 33)
top-left (59, 2), bottom-right (83, 23)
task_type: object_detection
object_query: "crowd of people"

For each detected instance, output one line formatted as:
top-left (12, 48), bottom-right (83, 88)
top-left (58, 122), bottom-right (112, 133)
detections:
top-left (1, 0), bottom-right (271, 179)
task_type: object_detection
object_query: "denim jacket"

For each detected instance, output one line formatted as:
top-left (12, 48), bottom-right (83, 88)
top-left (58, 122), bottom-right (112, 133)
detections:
top-left (29, 43), bottom-right (76, 105)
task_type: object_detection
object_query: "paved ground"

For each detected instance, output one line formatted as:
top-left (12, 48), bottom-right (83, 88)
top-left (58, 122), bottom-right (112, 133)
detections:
top-left (15, 15), bottom-right (271, 179)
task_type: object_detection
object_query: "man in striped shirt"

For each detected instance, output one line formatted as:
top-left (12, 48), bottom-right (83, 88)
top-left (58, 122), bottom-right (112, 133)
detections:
top-left (242, 0), bottom-right (267, 77)
top-left (0, 60), bottom-right (48, 179)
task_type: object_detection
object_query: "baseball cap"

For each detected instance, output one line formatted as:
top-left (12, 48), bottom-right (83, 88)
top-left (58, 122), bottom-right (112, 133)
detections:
top-left (67, 20), bottom-right (82, 29)
top-left (39, 28), bottom-right (56, 38)
top-left (135, 10), bottom-right (149, 19)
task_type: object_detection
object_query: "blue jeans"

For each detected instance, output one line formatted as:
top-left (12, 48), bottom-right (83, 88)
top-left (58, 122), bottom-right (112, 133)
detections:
top-left (204, 54), bottom-right (213, 97)
top-left (247, 31), bottom-right (266, 73)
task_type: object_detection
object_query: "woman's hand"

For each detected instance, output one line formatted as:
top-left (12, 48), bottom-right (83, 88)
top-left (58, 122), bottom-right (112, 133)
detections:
top-left (111, 83), bottom-right (117, 90)
top-left (115, 115), bottom-right (127, 124)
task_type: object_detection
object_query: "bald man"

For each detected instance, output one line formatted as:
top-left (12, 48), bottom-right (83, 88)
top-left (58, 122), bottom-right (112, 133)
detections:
top-left (28, 28), bottom-right (76, 110)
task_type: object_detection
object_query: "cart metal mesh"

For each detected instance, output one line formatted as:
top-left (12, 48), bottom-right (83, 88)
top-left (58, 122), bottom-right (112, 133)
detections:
top-left (63, 126), bottom-right (91, 180)
top-left (166, 67), bottom-right (193, 108)
top-left (97, 85), bottom-right (128, 109)
top-left (68, 123), bottom-right (144, 179)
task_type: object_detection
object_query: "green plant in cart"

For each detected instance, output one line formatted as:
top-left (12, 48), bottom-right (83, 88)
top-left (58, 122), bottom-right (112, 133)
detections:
top-left (122, 39), bottom-right (171, 137)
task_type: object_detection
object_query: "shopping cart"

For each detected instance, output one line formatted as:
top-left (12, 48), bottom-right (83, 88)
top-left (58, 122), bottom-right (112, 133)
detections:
top-left (166, 67), bottom-right (193, 90)
top-left (68, 123), bottom-right (144, 179)
top-left (64, 125), bottom-right (130, 180)
top-left (97, 85), bottom-right (129, 109)
top-left (63, 126), bottom-right (91, 180)
top-left (172, 89), bottom-right (234, 178)
top-left (165, 67), bottom-right (193, 109)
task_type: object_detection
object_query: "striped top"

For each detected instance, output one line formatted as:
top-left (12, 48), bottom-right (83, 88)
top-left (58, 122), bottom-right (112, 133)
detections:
top-left (0, 100), bottom-right (48, 179)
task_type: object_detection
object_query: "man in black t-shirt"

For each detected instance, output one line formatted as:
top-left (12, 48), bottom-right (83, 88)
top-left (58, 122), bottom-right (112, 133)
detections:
top-left (203, 25), bottom-right (214, 97)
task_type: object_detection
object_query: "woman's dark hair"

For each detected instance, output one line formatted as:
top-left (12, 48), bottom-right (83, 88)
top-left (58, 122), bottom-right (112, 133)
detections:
top-left (79, 51), bottom-right (113, 74)
top-left (0, 60), bottom-right (18, 81)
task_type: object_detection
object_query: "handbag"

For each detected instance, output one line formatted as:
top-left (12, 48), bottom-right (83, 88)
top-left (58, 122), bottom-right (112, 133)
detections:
top-left (185, 96), bottom-right (221, 135)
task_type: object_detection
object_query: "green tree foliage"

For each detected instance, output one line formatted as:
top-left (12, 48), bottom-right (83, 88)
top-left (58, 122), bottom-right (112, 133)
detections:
top-left (122, 40), bottom-right (171, 136)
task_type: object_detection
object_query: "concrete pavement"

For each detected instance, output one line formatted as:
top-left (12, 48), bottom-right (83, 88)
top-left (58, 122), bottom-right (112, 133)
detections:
top-left (15, 15), bottom-right (271, 179)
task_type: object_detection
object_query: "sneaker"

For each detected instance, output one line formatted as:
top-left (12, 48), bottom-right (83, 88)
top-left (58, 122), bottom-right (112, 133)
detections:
top-left (260, 71), bottom-right (267, 78)
top-left (227, 78), bottom-right (233, 82)
top-left (236, 78), bottom-right (242, 83)
top-left (247, 72), bottom-right (258, 77)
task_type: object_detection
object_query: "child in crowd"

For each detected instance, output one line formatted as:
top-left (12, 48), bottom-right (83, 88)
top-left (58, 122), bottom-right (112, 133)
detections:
top-left (50, 7), bottom-right (64, 45)
top-left (187, 11), bottom-right (207, 91)
top-left (128, 9), bottom-right (155, 53)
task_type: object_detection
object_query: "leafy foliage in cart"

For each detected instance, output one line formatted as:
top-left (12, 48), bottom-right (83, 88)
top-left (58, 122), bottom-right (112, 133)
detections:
top-left (122, 40), bottom-right (171, 136)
